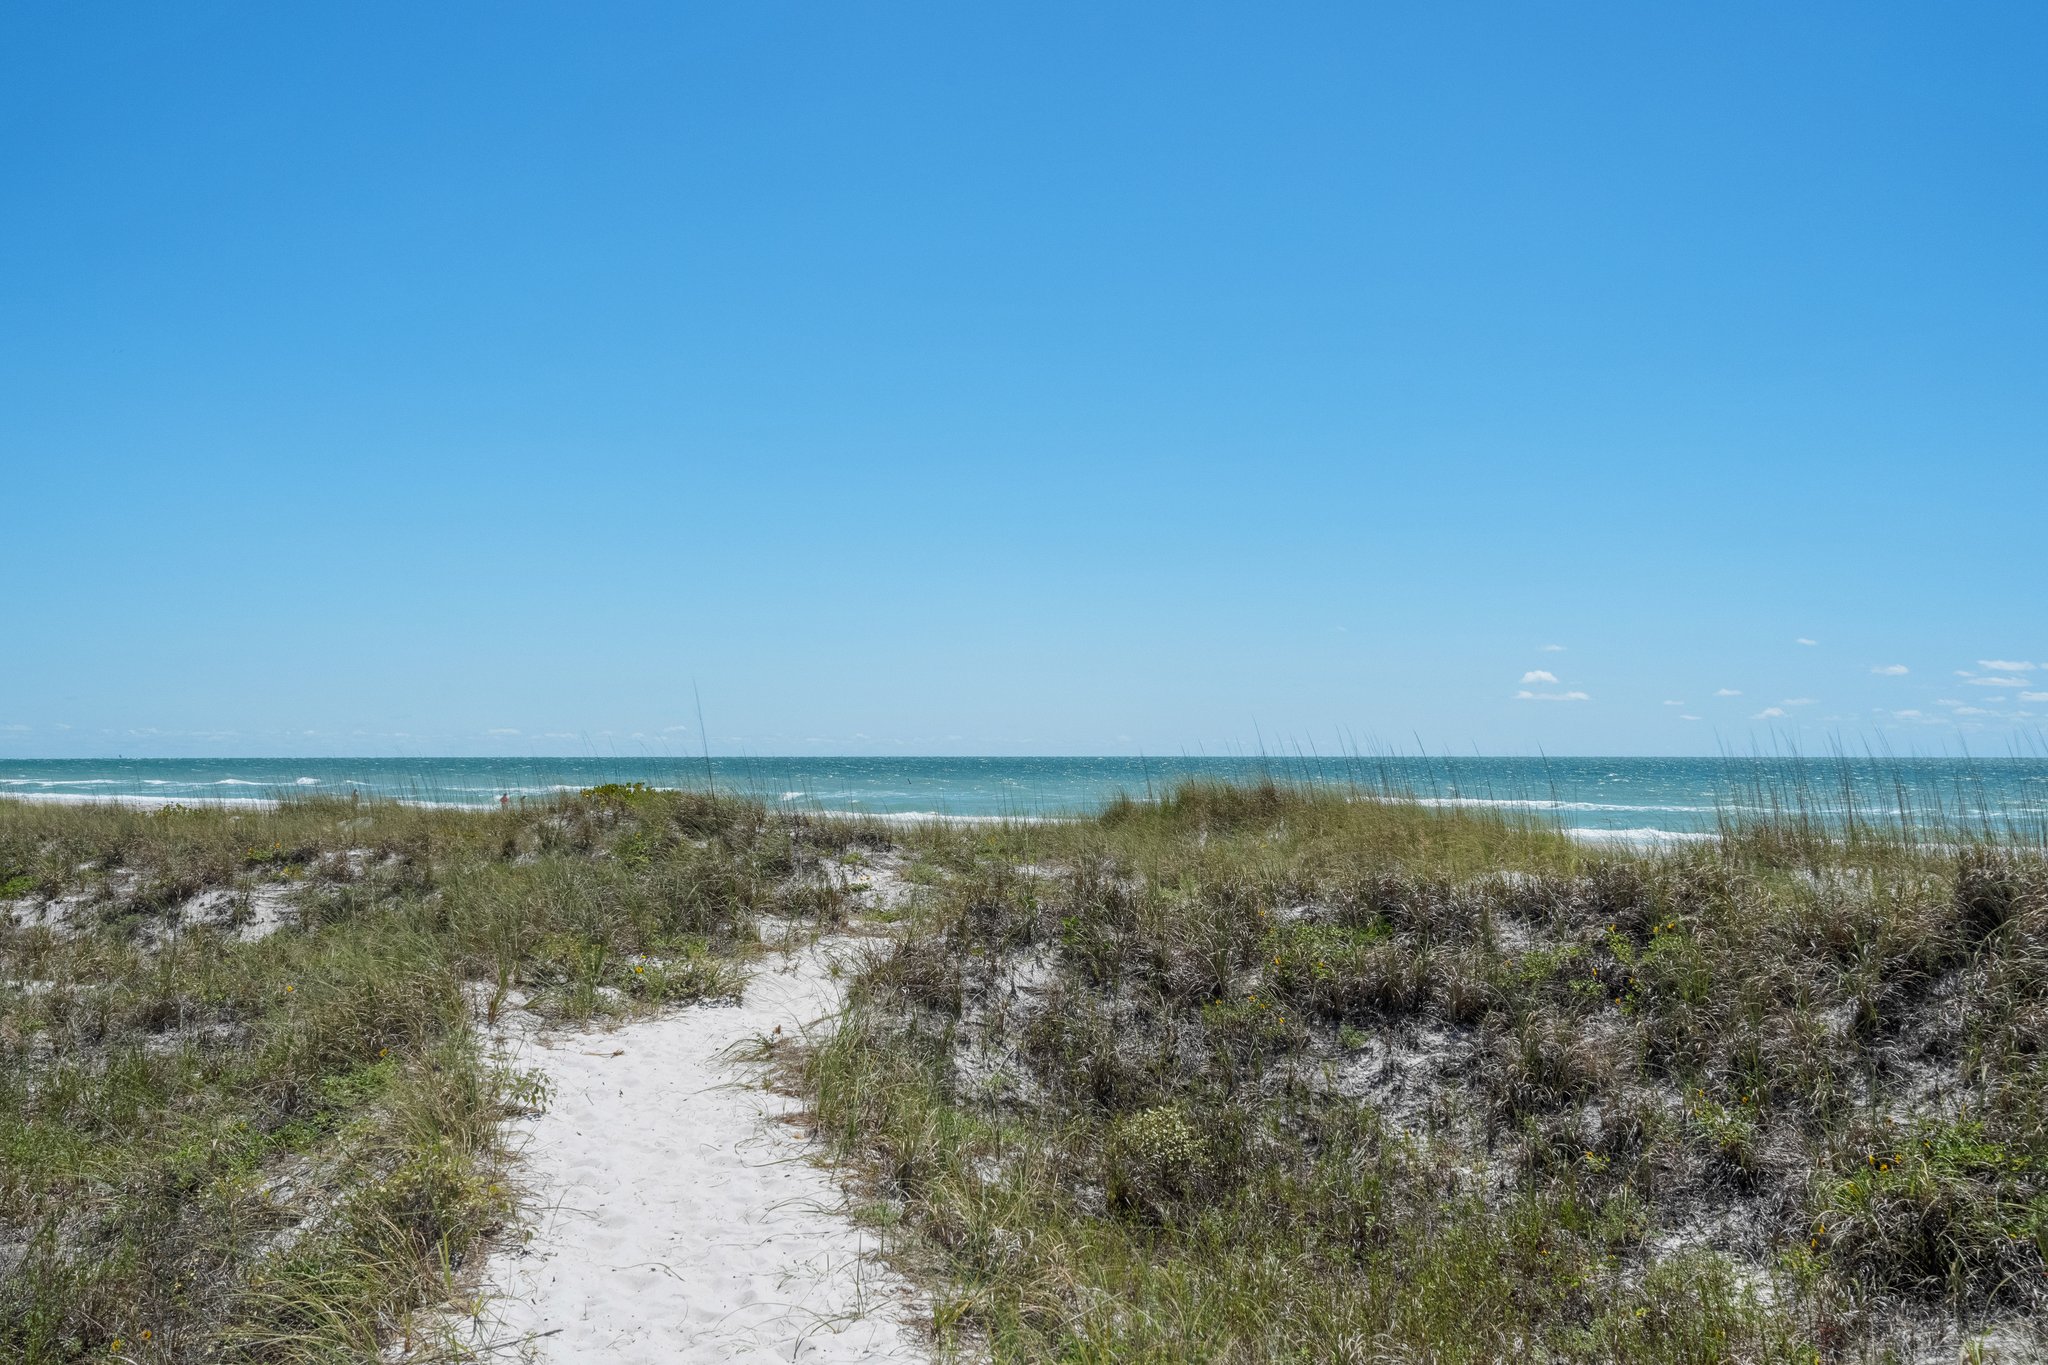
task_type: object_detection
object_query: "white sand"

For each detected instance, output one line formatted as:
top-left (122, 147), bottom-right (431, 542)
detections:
top-left (438, 931), bottom-right (929, 1365)
top-left (171, 883), bottom-right (302, 942)
top-left (3, 880), bottom-right (304, 944)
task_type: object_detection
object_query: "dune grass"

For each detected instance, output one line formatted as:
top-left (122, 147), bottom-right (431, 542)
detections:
top-left (805, 780), bottom-right (2048, 1362)
top-left (8, 778), bottom-right (2044, 1362)
top-left (0, 787), bottom-right (849, 1363)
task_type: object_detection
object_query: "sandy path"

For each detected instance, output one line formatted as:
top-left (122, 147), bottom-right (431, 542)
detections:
top-left (441, 931), bottom-right (927, 1364)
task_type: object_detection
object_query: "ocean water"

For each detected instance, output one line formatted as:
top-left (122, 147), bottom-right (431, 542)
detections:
top-left (4, 755), bottom-right (2048, 840)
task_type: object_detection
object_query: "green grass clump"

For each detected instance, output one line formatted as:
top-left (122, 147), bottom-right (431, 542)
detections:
top-left (12, 777), bottom-right (2045, 1361)
top-left (804, 780), bottom-right (2048, 1361)
top-left (0, 787), bottom-right (847, 1362)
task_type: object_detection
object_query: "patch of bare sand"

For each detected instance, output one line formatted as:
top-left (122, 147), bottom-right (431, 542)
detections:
top-left (433, 935), bottom-right (928, 1364)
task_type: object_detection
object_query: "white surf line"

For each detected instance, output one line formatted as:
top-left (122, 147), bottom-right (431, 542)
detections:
top-left (438, 931), bottom-right (929, 1364)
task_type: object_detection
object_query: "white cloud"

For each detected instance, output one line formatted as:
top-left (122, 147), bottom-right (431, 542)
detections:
top-left (2022, 692), bottom-right (2048, 703)
top-left (1539, 644), bottom-right (1565, 652)
top-left (1955, 670), bottom-right (1975, 677)
top-left (1967, 676), bottom-right (2027, 688)
top-left (486, 728), bottom-right (521, 736)
top-left (1519, 670), bottom-right (1560, 684)
top-left (1662, 700), bottom-right (1685, 706)
top-left (1782, 697), bottom-right (1817, 707)
top-left (1715, 688), bottom-right (1742, 697)
top-left (1979, 660), bottom-right (2035, 672)
top-left (1797, 637), bottom-right (1818, 646)
top-left (1953, 706), bottom-right (1991, 717)
top-left (1871, 664), bottom-right (1909, 676)
top-left (1679, 714), bottom-right (1701, 721)
top-left (1753, 707), bottom-right (1787, 719)
top-left (0, 723), bottom-right (29, 732)
top-left (1892, 709), bottom-right (1923, 719)
top-left (1514, 690), bottom-right (1591, 702)
top-left (1935, 698), bottom-right (1965, 707)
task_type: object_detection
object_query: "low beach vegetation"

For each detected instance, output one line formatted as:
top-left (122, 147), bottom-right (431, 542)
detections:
top-left (805, 780), bottom-right (2048, 1361)
top-left (0, 790), bottom-right (838, 1362)
top-left (3, 777), bottom-right (2043, 1361)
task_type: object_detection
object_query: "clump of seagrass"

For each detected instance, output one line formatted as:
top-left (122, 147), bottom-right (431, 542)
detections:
top-left (800, 782), bottom-right (2048, 1362)
top-left (0, 786), bottom-right (865, 1362)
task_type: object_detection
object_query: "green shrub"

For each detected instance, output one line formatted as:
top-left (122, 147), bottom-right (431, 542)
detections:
top-left (1104, 1105), bottom-right (1208, 1215)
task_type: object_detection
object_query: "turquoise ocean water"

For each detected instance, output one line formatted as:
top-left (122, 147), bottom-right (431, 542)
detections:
top-left (4, 756), bottom-right (2048, 840)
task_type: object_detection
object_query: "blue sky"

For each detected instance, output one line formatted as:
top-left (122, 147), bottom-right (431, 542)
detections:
top-left (4, 2), bottom-right (2044, 758)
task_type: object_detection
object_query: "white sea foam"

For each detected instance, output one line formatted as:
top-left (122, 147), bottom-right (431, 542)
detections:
top-left (825, 809), bottom-right (1057, 825)
top-left (0, 792), bottom-right (277, 810)
top-left (0, 792), bottom-right (474, 812)
top-left (1407, 795), bottom-right (1717, 815)
top-left (0, 778), bottom-right (121, 787)
top-left (1566, 827), bottom-right (1716, 848)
